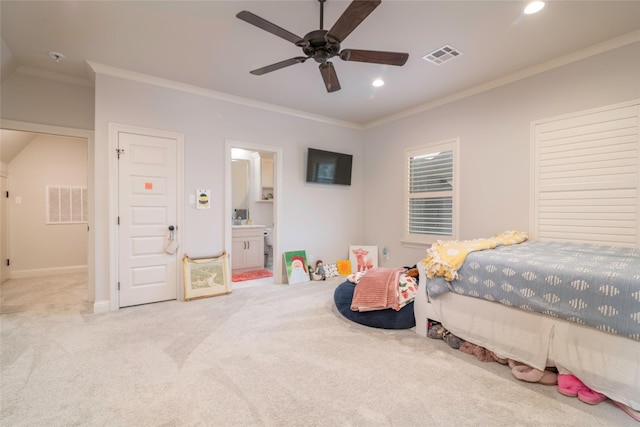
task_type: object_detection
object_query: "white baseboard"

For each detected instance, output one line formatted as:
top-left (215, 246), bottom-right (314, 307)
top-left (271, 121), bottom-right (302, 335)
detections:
top-left (10, 265), bottom-right (88, 279)
top-left (93, 300), bottom-right (111, 314)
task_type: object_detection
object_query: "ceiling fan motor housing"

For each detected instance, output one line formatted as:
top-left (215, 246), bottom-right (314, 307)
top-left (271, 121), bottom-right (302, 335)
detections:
top-left (302, 29), bottom-right (341, 63)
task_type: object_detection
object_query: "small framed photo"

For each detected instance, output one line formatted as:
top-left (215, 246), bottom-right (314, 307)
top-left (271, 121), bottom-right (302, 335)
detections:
top-left (196, 189), bottom-right (211, 209)
top-left (183, 252), bottom-right (231, 300)
top-left (349, 245), bottom-right (378, 273)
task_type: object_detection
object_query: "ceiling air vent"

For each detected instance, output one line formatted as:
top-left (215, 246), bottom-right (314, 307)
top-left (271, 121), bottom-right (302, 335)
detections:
top-left (422, 45), bottom-right (462, 65)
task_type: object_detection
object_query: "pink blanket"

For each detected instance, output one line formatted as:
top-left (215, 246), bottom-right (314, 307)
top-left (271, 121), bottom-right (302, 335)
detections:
top-left (350, 267), bottom-right (404, 312)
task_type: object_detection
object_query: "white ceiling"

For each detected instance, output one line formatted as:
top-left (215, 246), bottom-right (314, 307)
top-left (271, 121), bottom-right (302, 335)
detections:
top-left (1, 1), bottom-right (640, 127)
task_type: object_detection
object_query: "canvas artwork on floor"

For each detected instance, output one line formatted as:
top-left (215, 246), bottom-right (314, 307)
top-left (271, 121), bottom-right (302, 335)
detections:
top-left (349, 245), bottom-right (378, 273)
top-left (182, 252), bottom-right (231, 300)
top-left (336, 260), bottom-right (352, 275)
top-left (283, 250), bottom-right (310, 284)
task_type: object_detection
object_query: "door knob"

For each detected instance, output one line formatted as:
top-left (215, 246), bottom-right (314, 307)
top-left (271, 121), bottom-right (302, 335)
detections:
top-left (168, 225), bottom-right (175, 231)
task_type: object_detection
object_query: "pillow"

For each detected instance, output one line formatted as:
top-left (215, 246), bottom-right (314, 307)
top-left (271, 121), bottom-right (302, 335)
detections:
top-left (397, 273), bottom-right (418, 309)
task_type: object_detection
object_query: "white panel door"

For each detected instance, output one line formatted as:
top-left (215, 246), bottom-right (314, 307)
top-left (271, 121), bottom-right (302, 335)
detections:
top-left (118, 131), bottom-right (178, 307)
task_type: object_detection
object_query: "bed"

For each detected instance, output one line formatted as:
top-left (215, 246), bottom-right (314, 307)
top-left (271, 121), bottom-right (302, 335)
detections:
top-left (413, 237), bottom-right (640, 412)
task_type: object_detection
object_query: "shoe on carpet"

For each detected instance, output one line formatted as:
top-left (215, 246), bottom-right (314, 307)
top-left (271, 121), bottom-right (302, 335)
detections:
top-left (442, 331), bottom-right (463, 349)
top-left (578, 388), bottom-right (608, 405)
top-left (557, 374), bottom-right (585, 397)
top-left (427, 323), bottom-right (446, 340)
top-left (512, 364), bottom-right (545, 383)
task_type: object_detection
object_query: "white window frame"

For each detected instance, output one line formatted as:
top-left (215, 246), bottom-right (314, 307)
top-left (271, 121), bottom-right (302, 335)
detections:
top-left (403, 138), bottom-right (459, 246)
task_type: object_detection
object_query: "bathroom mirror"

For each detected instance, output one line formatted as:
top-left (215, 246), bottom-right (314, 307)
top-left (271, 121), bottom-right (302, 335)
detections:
top-left (231, 159), bottom-right (249, 219)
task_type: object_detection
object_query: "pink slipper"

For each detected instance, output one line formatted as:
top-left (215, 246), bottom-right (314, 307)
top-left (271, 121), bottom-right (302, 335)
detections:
top-left (558, 374), bottom-right (585, 397)
top-left (508, 359), bottom-right (525, 369)
top-left (578, 387), bottom-right (607, 405)
top-left (613, 401), bottom-right (640, 422)
top-left (512, 364), bottom-right (545, 383)
top-left (539, 370), bottom-right (558, 386)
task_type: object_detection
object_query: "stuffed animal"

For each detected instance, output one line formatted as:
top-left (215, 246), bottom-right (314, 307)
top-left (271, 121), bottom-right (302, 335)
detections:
top-left (311, 260), bottom-right (326, 281)
top-left (405, 267), bottom-right (419, 278)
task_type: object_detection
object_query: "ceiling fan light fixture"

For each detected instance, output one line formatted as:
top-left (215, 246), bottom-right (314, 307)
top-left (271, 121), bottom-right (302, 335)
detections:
top-left (524, 1), bottom-right (545, 15)
top-left (372, 79), bottom-right (384, 87)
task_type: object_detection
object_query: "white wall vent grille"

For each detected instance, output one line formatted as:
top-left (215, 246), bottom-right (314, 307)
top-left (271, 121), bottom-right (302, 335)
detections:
top-left (531, 100), bottom-right (640, 247)
top-left (47, 185), bottom-right (88, 224)
top-left (422, 45), bottom-right (462, 65)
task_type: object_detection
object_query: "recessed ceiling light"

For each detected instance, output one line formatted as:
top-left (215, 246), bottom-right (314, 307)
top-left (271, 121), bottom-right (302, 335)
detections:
top-left (48, 51), bottom-right (66, 62)
top-left (372, 79), bottom-right (384, 87)
top-left (524, 1), bottom-right (545, 15)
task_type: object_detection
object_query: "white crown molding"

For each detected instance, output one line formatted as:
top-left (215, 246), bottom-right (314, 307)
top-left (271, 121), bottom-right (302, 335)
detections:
top-left (15, 65), bottom-right (93, 87)
top-left (364, 29), bottom-right (640, 129)
top-left (86, 61), bottom-right (363, 130)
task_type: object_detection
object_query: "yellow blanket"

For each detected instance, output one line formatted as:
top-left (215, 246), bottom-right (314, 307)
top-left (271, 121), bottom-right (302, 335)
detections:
top-left (422, 231), bottom-right (528, 281)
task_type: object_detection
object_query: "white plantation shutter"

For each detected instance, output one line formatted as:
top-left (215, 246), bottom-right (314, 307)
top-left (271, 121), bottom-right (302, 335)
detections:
top-left (532, 101), bottom-right (640, 247)
top-left (404, 139), bottom-right (458, 244)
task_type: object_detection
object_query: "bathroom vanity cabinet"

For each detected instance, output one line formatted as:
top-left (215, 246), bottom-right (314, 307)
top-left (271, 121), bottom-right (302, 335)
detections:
top-left (231, 226), bottom-right (264, 271)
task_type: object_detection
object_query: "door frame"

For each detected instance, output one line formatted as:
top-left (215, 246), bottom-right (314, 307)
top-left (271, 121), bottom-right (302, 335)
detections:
top-left (1, 119), bottom-right (95, 300)
top-left (1, 174), bottom-right (9, 283)
top-left (109, 123), bottom-right (184, 310)
top-left (225, 140), bottom-right (283, 284)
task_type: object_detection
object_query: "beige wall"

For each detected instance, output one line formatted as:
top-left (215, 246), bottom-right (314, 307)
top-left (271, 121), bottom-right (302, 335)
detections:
top-left (363, 41), bottom-right (640, 268)
top-left (92, 73), bottom-right (365, 302)
top-left (0, 72), bottom-right (94, 130)
top-left (8, 134), bottom-right (88, 275)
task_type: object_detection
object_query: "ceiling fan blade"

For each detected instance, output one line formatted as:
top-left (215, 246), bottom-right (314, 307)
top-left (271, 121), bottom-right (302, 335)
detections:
top-left (250, 57), bottom-right (309, 75)
top-left (327, 0), bottom-right (381, 43)
top-left (340, 49), bottom-right (409, 66)
top-left (237, 11), bottom-right (307, 46)
top-left (319, 62), bottom-right (341, 93)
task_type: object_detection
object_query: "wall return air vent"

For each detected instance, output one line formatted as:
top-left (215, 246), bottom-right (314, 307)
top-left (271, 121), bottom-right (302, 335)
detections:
top-left (422, 45), bottom-right (462, 65)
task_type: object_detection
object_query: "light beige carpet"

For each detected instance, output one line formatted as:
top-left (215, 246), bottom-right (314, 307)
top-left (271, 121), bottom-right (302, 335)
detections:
top-left (1, 273), bottom-right (636, 426)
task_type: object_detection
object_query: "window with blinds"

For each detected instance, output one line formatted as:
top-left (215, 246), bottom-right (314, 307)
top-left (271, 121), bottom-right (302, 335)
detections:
top-left (47, 185), bottom-right (88, 224)
top-left (532, 101), bottom-right (640, 247)
top-left (404, 139), bottom-right (458, 245)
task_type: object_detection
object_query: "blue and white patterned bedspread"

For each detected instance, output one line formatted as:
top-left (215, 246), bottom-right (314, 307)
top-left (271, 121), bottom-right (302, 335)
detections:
top-left (425, 240), bottom-right (640, 341)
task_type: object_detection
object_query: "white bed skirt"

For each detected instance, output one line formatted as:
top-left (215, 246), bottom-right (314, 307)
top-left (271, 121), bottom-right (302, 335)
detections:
top-left (414, 280), bottom-right (640, 411)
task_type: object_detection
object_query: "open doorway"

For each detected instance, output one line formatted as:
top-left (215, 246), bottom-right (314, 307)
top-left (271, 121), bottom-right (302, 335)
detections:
top-left (225, 140), bottom-right (282, 287)
top-left (0, 121), bottom-right (94, 302)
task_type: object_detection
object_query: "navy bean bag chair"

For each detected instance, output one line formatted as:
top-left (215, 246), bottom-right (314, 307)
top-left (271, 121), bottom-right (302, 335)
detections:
top-left (333, 281), bottom-right (415, 329)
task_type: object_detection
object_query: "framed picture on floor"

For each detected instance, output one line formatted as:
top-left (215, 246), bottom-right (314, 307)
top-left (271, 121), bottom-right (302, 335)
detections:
top-left (349, 245), bottom-right (378, 273)
top-left (336, 260), bottom-right (352, 275)
top-left (183, 252), bottom-right (231, 300)
top-left (283, 250), bottom-right (310, 284)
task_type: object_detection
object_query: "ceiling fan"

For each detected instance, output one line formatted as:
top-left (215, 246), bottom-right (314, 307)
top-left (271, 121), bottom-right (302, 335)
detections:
top-left (236, 0), bottom-right (409, 93)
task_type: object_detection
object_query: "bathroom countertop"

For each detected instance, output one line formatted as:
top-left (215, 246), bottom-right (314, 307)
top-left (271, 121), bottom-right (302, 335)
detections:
top-left (231, 225), bottom-right (265, 229)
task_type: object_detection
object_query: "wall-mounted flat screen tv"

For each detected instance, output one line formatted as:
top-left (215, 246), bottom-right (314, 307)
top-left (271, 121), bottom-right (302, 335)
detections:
top-left (306, 148), bottom-right (353, 186)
